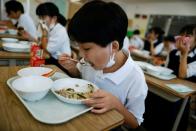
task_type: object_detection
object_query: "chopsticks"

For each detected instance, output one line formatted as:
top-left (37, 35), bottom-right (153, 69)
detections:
top-left (42, 69), bottom-right (57, 77)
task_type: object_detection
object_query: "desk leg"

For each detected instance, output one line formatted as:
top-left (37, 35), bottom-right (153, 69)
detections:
top-left (9, 59), bottom-right (16, 66)
top-left (172, 97), bottom-right (189, 131)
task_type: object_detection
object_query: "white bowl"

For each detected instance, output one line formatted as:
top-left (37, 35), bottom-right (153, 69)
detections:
top-left (155, 66), bottom-right (173, 76)
top-left (2, 43), bottom-right (30, 52)
top-left (17, 67), bottom-right (53, 77)
top-left (12, 76), bottom-right (53, 101)
top-left (1, 38), bottom-right (18, 43)
top-left (7, 29), bottom-right (17, 35)
top-left (19, 41), bottom-right (29, 45)
top-left (51, 78), bottom-right (98, 104)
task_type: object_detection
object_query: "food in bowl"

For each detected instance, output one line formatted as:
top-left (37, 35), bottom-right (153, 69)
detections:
top-left (12, 76), bottom-right (53, 101)
top-left (55, 83), bottom-right (94, 100)
top-left (52, 78), bottom-right (98, 104)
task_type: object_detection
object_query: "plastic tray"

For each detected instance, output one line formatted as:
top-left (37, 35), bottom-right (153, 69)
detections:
top-left (7, 75), bottom-right (92, 124)
top-left (144, 71), bottom-right (176, 80)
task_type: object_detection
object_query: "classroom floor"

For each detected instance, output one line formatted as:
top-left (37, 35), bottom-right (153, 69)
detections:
top-left (187, 115), bottom-right (196, 131)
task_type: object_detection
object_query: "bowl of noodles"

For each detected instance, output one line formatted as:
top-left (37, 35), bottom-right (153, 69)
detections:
top-left (51, 78), bottom-right (98, 104)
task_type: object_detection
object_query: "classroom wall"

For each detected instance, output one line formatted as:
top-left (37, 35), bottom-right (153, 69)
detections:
top-left (111, 0), bottom-right (196, 37)
top-left (122, 1), bottom-right (196, 18)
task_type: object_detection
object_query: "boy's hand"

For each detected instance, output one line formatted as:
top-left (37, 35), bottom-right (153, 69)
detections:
top-left (84, 89), bottom-right (121, 113)
top-left (58, 53), bottom-right (78, 70)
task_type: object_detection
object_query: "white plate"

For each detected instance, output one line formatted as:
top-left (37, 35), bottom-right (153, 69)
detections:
top-left (50, 72), bottom-right (70, 81)
top-left (1, 38), bottom-right (18, 42)
top-left (144, 71), bottom-right (176, 80)
top-left (7, 76), bottom-right (92, 124)
top-left (155, 66), bottom-right (173, 76)
top-left (135, 61), bottom-right (153, 70)
top-left (51, 78), bottom-right (98, 104)
top-left (17, 67), bottom-right (53, 77)
top-left (19, 41), bottom-right (29, 45)
top-left (2, 43), bottom-right (30, 52)
top-left (166, 84), bottom-right (194, 93)
top-left (7, 29), bottom-right (17, 35)
top-left (146, 65), bottom-right (173, 76)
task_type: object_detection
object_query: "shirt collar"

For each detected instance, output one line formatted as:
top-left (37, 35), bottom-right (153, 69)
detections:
top-left (102, 49), bottom-right (133, 85)
top-left (152, 39), bottom-right (158, 44)
top-left (176, 48), bottom-right (196, 58)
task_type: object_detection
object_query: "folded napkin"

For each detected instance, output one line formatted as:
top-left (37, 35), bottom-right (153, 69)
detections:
top-left (166, 84), bottom-right (194, 93)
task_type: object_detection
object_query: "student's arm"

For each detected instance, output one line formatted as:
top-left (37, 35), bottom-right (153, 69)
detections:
top-left (179, 52), bottom-right (188, 78)
top-left (41, 30), bottom-right (48, 52)
top-left (58, 54), bottom-right (80, 77)
top-left (84, 90), bottom-right (139, 129)
top-left (177, 38), bottom-right (190, 78)
top-left (150, 41), bottom-right (156, 55)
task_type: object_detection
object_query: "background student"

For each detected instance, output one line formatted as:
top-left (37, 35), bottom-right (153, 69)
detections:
top-left (5, 0), bottom-right (37, 41)
top-left (166, 24), bottom-right (196, 82)
top-left (144, 27), bottom-right (164, 55)
top-left (36, 2), bottom-right (71, 70)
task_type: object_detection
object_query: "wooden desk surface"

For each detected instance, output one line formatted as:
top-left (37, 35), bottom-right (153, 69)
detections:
top-left (145, 74), bottom-right (196, 98)
top-left (0, 65), bottom-right (124, 131)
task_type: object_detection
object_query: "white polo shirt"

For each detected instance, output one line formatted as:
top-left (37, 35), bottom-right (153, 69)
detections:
top-left (130, 35), bottom-right (144, 50)
top-left (77, 49), bottom-right (148, 125)
top-left (47, 23), bottom-right (71, 59)
top-left (18, 13), bottom-right (37, 39)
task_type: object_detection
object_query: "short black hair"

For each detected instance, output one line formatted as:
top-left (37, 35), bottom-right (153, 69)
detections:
top-left (133, 29), bottom-right (140, 35)
top-left (57, 14), bottom-right (67, 27)
top-left (5, 1), bottom-right (24, 15)
top-left (179, 24), bottom-right (196, 36)
top-left (36, 2), bottom-right (67, 26)
top-left (163, 35), bottom-right (175, 42)
top-left (149, 27), bottom-right (164, 36)
top-left (36, 2), bottom-right (59, 17)
top-left (149, 26), bottom-right (164, 41)
top-left (68, 0), bottom-right (128, 49)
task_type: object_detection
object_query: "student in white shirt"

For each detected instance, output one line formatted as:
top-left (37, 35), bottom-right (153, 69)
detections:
top-left (151, 36), bottom-right (176, 66)
top-left (5, 1), bottom-right (37, 41)
top-left (166, 24), bottom-right (196, 82)
top-left (130, 29), bottom-right (144, 50)
top-left (58, 1), bottom-right (148, 129)
top-left (36, 2), bottom-right (71, 69)
top-left (144, 27), bottom-right (164, 55)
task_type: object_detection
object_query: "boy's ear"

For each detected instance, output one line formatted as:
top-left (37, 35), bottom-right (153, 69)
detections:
top-left (111, 40), bottom-right (119, 52)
